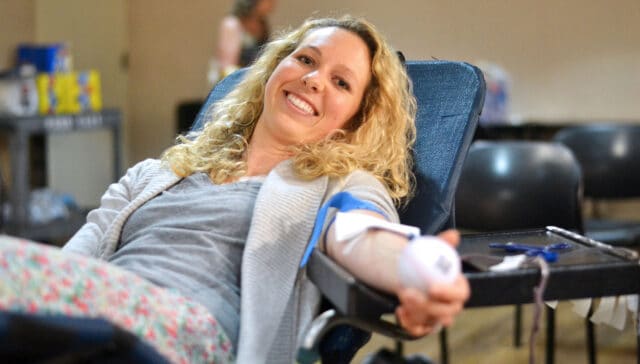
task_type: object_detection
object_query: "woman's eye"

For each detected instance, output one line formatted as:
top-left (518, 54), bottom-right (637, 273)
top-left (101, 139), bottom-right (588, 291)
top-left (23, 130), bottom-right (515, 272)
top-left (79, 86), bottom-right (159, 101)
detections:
top-left (297, 55), bottom-right (314, 65)
top-left (335, 78), bottom-right (351, 90)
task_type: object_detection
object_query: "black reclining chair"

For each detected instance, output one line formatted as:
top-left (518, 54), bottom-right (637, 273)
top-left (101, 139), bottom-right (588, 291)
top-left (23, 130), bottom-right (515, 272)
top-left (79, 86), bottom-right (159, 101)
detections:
top-left (454, 140), bottom-right (591, 364)
top-left (0, 60), bottom-right (485, 363)
top-left (554, 124), bottom-right (640, 247)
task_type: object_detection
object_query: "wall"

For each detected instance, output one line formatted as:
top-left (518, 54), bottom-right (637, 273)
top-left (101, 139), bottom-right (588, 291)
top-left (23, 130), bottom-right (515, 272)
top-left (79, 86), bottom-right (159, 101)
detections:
top-left (272, 0), bottom-right (640, 123)
top-left (1, 1), bottom-right (640, 184)
top-left (35, 0), bottom-right (128, 207)
top-left (128, 0), bottom-right (222, 163)
top-left (0, 0), bottom-right (34, 69)
top-left (0, 0), bottom-right (35, 189)
top-left (127, 0), bottom-right (640, 164)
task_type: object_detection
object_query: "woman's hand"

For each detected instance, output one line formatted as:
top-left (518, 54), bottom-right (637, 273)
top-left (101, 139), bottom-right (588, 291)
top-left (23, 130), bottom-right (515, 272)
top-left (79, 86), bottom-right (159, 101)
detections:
top-left (395, 229), bottom-right (470, 337)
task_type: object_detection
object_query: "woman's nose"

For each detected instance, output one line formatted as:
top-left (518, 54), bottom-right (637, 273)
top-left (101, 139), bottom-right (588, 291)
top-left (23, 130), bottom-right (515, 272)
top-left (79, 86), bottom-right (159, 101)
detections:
top-left (302, 71), bottom-right (323, 92)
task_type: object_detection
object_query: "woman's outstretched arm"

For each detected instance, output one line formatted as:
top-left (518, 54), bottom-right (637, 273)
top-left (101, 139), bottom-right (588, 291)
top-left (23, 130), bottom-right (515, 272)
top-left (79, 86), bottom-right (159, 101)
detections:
top-left (324, 211), bottom-right (470, 337)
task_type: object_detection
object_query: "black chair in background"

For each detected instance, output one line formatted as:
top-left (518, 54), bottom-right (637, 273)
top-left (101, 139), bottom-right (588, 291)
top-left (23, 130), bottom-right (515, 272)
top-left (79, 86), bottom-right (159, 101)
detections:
top-left (455, 141), bottom-right (596, 364)
top-left (176, 100), bottom-right (204, 135)
top-left (554, 124), bottom-right (640, 247)
top-left (455, 141), bottom-right (583, 231)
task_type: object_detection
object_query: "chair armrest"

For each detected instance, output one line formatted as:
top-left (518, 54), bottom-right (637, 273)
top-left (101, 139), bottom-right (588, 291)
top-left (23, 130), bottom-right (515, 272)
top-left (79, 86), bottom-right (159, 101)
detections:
top-left (299, 250), bottom-right (420, 363)
top-left (306, 249), bottom-right (398, 318)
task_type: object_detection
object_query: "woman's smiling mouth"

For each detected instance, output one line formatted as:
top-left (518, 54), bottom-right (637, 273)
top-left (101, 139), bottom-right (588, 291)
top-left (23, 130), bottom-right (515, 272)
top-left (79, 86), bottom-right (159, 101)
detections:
top-left (285, 91), bottom-right (318, 116)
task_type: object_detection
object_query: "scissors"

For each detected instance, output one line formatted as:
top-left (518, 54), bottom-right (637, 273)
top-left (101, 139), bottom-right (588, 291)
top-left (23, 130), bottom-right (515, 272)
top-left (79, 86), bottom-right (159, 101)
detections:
top-left (488, 242), bottom-right (571, 262)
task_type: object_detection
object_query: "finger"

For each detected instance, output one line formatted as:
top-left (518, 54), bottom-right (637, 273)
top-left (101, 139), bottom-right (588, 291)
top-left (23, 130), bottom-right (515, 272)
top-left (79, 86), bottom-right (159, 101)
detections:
top-left (410, 323), bottom-right (437, 337)
top-left (397, 288), bottom-right (431, 324)
top-left (396, 305), bottom-right (423, 336)
top-left (437, 229), bottom-right (460, 247)
top-left (395, 305), bottom-right (438, 337)
top-left (429, 275), bottom-right (471, 302)
top-left (397, 288), bottom-right (428, 315)
top-left (398, 288), bottom-right (455, 325)
top-left (400, 286), bottom-right (466, 328)
top-left (418, 298), bottom-right (465, 323)
top-left (397, 303), bottom-right (448, 336)
top-left (397, 287), bottom-right (466, 330)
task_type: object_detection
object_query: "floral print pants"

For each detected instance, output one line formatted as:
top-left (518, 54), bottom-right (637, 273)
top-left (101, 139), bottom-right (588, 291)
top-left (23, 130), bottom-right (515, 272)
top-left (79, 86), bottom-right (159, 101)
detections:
top-left (0, 235), bottom-right (233, 364)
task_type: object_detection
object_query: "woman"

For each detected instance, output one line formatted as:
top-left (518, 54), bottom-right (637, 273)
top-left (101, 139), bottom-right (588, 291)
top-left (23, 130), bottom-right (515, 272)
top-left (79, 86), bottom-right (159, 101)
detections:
top-left (212, 0), bottom-right (276, 82)
top-left (0, 16), bottom-right (469, 363)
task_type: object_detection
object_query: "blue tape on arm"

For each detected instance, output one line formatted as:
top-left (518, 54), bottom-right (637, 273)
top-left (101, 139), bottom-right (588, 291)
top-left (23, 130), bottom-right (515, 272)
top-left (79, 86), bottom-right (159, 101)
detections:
top-left (300, 191), bottom-right (387, 267)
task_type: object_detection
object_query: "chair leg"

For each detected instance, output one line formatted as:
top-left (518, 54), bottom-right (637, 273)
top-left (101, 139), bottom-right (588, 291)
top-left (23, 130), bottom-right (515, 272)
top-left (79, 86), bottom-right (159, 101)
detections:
top-left (543, 305), bottom-right (596, 364)
top-left (514, 304), bottom-right (523, 347)
top-left (586, 310), bottom-right (597, 364)
top-left (394, 340), bottom-right (404, 356)
top-left (369, 323), bottom-right (449, 364)
top-left (440, 328), bottom-right (449, 364)
top-left (545, 306), bottom-right (555, 364)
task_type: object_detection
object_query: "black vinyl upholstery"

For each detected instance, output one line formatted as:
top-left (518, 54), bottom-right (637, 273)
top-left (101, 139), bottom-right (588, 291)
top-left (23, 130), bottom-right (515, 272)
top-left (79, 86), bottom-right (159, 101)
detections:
top-left (455, 140), bottom-right (595, 364)
top-left (554, 124), bottom-right (640, 247)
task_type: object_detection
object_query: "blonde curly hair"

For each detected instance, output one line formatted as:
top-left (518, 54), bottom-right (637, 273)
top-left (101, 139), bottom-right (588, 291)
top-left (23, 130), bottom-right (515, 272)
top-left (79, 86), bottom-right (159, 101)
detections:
top-left (162, 16), bottom-right (417, 205)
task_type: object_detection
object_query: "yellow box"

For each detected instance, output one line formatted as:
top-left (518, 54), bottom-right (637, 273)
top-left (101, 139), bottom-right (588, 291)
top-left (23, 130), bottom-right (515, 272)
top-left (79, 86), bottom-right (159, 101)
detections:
top-left (35, 70), bottom-right (102, 114)
top-left (35, 73), bottom-right (67, 114)
top-left (67, 70), bottom-right (102, 113)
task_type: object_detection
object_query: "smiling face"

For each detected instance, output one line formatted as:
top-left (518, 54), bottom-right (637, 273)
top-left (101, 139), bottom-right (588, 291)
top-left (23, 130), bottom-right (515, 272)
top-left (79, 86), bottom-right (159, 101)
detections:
top-left (255, 26), bottom-right (372, 147)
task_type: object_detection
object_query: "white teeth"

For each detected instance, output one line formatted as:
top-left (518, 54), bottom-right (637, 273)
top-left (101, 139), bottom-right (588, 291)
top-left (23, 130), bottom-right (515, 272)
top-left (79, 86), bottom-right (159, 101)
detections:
top-left (287, 93), bottom-right (315, 115)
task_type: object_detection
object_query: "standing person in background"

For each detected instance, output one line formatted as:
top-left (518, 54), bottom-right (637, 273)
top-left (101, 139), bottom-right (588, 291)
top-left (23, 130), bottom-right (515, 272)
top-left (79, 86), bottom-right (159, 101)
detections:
top-left (210, 0), bottom-right (276, 84)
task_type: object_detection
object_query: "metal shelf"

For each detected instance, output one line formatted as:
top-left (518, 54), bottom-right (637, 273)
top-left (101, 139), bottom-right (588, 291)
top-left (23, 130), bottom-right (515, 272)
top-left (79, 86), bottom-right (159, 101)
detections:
top-left (3, 209), bottom-right (88, 243)
top-left (0, 110), bottom-right (122, 242)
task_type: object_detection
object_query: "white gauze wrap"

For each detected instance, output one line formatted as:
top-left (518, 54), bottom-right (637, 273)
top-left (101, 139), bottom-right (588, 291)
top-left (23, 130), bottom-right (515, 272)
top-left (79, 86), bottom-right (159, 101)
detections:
top-left (333, 212), bottom-right (420, 255)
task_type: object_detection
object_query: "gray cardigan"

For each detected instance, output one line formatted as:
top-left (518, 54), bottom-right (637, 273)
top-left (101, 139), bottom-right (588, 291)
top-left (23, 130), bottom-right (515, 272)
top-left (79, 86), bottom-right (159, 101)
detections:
top-left (64, 158), bottom-right (398, 363)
